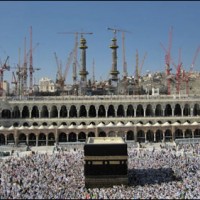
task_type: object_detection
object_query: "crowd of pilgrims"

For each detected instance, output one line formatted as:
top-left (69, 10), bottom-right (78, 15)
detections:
top-left (0, 143), bottom-right (199, 199)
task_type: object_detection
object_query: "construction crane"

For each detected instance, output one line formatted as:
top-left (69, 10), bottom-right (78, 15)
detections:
top-left (172, 48), bottom-right (182, 95)
top-left (11, 71), bottom-right (18, 95)
top-left (54, 51), bottom-right (74, 92)
top-left (21, 36), bottom-right (40, 96)
top-left (189, 45), bottom-right (200, 73)
top-left (0, 56), bottom-right (10, 96)
top-left (161, 26), bottom-right (173, 95)
top-left (92, 58), bottom-right (95, 86)
top-left (58, 31), bottom-right (93, 85)
top-left (139, 52), bottom-right (147, 78)
top-left (183, 46), bottom-right (200, 95)
top-left (133, 51), bottom-right (147, 78)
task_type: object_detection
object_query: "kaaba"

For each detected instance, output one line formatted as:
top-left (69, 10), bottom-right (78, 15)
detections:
top-left (84, 137), bottom-right (128, 188)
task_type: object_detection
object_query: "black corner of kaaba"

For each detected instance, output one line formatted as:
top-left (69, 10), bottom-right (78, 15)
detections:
top-left (84, 137), bottom-right (128, 188)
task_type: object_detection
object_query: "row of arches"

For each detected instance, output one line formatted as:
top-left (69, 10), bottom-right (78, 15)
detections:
top-left (1, 103), bottom-right (200, 118)
top-left (1, 128), bottom-right (200, 146)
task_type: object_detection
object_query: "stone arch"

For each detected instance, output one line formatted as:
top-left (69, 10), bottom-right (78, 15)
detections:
top-left (2, 109), bottom-right (11, 118)
top-left (29, 133), bottom-right (36, 146)
top-left (126, 131), bottom-right (134, 140)
top-left (88, 132), bottom-right (95, 137)
top-left (41, 105), bottom-right (49, 118)
top-left (193, 104), bottom-right (200, 116)
top-left (50, 105), bottom-right (58, 118)
top-left (156, 129), bottom-right (163, 142)
top-left (146, 104), bottom-right (154, 117)
top-left (185, 129), bottom-right (192, 138)
top-left (22, 106), bottom-right (29, 118)
top-left (165, 129), bottom-right (172, 142)
top-left (183, 104), bottom-right (190, 116)
top-left (68, 132), bottom-right (77, 142)
top-left (174, 104), bottom-right (181, 116)
top-left (7, 133), bottom-right (14, 144)
top-left (13, 122), bottom-right (19, 127)
top-left (146, 130), bottom-right (154, 142)
top-left (164, 104), bottom-right (172, 116)
top-left (194, 129), bottom-right (200, 138)
top-left (136, 104), bottom-right (144, 117)
top-left (60, 105), bottom-right (68, 118)
top-left (98, 105), bottom-right (106, 117)
top-left (155, 104), bottom-right (162, 116)
top-left (18, 133), bottom-right (26, 144)
top-left (78, 132), bottom-right (86, 142)
top-left (23, 122), bottom-right (29, 127)
top-left (31, 105), bottom-right (39, 118)
top-left (127, 105), bottom-right (134, 117)
top-left (0, 134), bottom-right (5, 145)
top-left (69, 105), bottom-right (77, 118)
top-left (48, 132), bottom-right (55, 145)
top-left (79, 105), bottom-right (87, 117)
top-left (12, 106), bottom-right (20, 118)
top-left (175, 129), bottom-right (183, 139)
top-left (33, 122), bottom-right (38, 126)
top-left (59, 132), bottom-right (67, 142)
top-left (42, 122), bottom-right (48, 126)
top-left (108, 105), bottom-right (115, 117)
top-left (52, 122), bottom-right (57, 126)
top-left (88, 105), bottom-right (96, 117)
top-left (38, 133), bottom-right (46, 146)
top-left (108, 131), bottom-right (116, 137)
top-left (99, 131), bottom-right (106, 137)
top-left (117, 105), bottom-right (125, 117)
top-left (137, 130), bottom-right (145, 143)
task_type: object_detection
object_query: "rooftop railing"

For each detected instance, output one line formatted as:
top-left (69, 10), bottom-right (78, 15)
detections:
top-left (2, 94), bottom-right (200, 102)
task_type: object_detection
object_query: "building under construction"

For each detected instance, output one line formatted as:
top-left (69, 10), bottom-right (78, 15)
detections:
top-left (1, 27), bottom-right (200, 98)
top-left (0, 27), bottom-right (200, 147)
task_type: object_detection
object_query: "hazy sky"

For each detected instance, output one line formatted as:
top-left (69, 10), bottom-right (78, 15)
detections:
top-left (0, 1), bottom-right (200, 85)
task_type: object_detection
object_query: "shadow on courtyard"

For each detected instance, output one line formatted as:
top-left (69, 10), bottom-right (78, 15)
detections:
top-left (128, 167), bottom-right (182, 186)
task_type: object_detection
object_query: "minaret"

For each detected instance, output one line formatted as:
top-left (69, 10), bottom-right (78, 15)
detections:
top-left (79, 36), bottom-right (88, 83)
top-left (109, 36), bottom-right (119, 81)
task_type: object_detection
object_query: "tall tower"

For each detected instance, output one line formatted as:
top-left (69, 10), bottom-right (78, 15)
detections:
top-left (109, 36), bottom-right (119, 82)
top-left (79, 36), bottom-right (89, 95)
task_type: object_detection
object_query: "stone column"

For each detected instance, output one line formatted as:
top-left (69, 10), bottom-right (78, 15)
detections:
top-left (134, 126), bottom-right (137, 142)
top-left (162, 131), bottom-right (165, 143)
top-left (26, 134), bottom-right (29, 145)
top-left (14, 129), bottom-right (18, 146)
top-left (96, 109), bottom-right (98, 118)
top-left (183, 130), bottom-right (185, 138)
top-left (154, 132), bottom-right (156, 142)
top-left (162, 109), bottom-right (165, 117)
top-left (5, 134), bottom-right (7, 145)
top-left (77, 109), bottom-right (80, 118)
top-left (134, 108), bottom-right (136, 117)
top-left (172, 108), bottom-right (175, 117)
top-left (57, 108), bottom-right (60, 118)
top-left (67, 109), bottom-right (70, 118)
top-left (181, 107), bottom-right (184, 117)
top-left (143, 107), bottom-right (146, 117)
top-left (46, 134), bottom-right (48, 146)
top-left (144, 131), bottom-right (147, 142)
top-left (191, 108), bottom-right (193, 117)
top-left (55, 130), bottom-right (58, 144)
top-left (36, 134), bottom-right (39, 146)
top-left (29, 109), bottom-right (32, 118)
